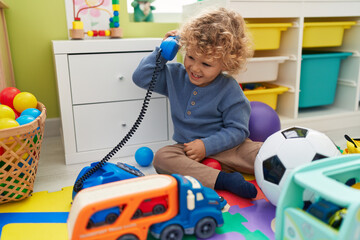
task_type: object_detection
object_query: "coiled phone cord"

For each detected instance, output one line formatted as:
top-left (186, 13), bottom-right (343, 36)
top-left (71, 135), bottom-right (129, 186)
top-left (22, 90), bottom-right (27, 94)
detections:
top-left (73, 50), bottom-right (163, 193)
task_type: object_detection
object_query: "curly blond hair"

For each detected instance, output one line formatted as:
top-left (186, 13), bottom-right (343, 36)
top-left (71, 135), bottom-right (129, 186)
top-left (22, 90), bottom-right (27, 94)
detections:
top-left (179, 7), bottom-right (253, 76)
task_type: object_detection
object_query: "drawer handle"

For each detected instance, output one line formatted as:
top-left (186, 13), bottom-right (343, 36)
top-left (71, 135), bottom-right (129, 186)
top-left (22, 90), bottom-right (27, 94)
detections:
top-left (118, 75), bottom-right (124, 80)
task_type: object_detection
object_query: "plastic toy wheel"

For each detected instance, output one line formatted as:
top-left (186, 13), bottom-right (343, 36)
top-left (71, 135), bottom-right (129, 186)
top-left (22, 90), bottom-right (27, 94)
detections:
top-left (132, 209), bottom-right (143, 219)
top-left (117, 234), bottom-right (139, 240)
top-left (195, 217), bottom-right (216, 239)
top-left (160, 225), bottom-right (184, 240)
top-left (117, 162), bottom-right (145, 177)
top-left (329, 208), bottom-right (347, 229)
top-left (152, 204), bottom-right (166, 215)
top-left (86, 219), bottom-right (95, 229)
top-left (105, 213), bottom-right (119, 224)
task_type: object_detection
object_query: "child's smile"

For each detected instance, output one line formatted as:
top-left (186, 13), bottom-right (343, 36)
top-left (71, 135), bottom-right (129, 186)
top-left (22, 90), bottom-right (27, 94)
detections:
top-left (190, 72), bottom-right (201, 80)
top-left (184, 51), bottom-right (223, 87)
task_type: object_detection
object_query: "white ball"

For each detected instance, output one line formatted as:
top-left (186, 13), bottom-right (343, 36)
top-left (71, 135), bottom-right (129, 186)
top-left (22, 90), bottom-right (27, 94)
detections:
top-left (254, 126), bottom-right (341, 206)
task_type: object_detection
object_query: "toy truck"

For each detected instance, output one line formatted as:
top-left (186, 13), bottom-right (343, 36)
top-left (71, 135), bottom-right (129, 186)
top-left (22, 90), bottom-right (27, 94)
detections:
top-left (71, 162), bottom-right (145, 227)
top-left (275, 154), bottom-right (360, 240)
top-left (68, 174), bottom-right (226, 240)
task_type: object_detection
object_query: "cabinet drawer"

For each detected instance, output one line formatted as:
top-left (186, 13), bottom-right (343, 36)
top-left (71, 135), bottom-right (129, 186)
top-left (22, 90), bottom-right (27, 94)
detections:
top-left (68, 52), bottom-right (161, 104)
top-left (73, 98), bottom-right (168, 152)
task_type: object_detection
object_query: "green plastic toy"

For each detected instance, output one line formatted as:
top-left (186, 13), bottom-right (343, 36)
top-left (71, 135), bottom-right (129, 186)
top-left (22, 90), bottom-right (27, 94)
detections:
top-left (276, 154), bottom-right (360, 240)
top-left (131, 0), bottom-right (156, 22)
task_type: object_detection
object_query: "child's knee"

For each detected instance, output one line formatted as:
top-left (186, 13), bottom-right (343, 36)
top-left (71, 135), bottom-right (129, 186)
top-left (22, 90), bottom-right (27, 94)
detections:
top-left (153, 147), bottom-right (167, 169)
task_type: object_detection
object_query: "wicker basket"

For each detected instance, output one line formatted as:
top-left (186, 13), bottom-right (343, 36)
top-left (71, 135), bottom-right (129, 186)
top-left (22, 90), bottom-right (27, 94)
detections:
top-left (0, 102), bottom-right (46, 204)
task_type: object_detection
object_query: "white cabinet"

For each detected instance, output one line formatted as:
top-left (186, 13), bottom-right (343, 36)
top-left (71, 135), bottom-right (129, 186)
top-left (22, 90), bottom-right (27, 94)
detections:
top-left (52, 39), bottom-right (174, 165)
top-left (184, 0), bottom-right (360, 136)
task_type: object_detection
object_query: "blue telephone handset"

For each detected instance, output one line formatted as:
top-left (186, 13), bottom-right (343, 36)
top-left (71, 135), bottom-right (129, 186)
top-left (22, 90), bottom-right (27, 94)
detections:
top-left (160, 36), bottom-right (179, 61)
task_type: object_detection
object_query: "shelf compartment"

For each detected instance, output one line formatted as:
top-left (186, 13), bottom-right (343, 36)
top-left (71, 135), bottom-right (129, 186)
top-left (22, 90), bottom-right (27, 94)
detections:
top-left (243, 83), bottom-right (288, 110)
top-left (303, 21), bottom-right (356, 48)
top-left (299, 51), bottom-right (352, 108)
top-left (236, 56), bottom-right (289, 83)
top-left (246, 23), bottom-right (293, 50)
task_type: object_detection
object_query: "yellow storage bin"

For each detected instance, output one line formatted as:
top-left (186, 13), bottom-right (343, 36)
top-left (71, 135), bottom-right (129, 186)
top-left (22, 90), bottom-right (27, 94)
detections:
top-left (247, 23), bottom-right (293, 50)
top-left (243, 83), bottom-right (288, 109)
top-left (303, 21), bottom-right (356, 48)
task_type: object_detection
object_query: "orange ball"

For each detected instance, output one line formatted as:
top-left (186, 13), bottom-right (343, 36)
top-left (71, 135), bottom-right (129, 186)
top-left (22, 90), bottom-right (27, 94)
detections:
top-left (13, 92), bottom-right (37, 113)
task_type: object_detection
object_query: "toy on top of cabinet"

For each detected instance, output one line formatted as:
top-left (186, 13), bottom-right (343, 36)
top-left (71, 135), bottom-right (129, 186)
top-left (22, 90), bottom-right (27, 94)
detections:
top-left (69, 0), bottom-right (123, 40)
top-left (131, 0), bottom-right (156, 22)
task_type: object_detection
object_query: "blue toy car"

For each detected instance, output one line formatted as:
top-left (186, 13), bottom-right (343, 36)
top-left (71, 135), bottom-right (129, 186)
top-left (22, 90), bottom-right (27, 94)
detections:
top-left (306, 199), bottom-right (341, 224)
top-left (72, 162), bottom-right (145, 228)
top-left (72, 162), bottom-right (144, 199)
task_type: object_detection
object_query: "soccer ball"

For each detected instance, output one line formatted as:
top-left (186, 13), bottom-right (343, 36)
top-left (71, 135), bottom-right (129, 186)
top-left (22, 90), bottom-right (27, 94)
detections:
top-left (254, 126), bottom-right (341, 206)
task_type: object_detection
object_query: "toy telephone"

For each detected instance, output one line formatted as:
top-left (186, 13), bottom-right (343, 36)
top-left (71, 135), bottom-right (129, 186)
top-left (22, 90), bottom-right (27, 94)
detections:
top-left (73, 37), bottom-right (179, 193)
top-left (160, 36), bottom-right (179, 61)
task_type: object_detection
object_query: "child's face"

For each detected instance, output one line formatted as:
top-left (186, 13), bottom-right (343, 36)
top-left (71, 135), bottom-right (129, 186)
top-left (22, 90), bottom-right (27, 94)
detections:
top-left (184, 50), bottom-right (223, 87)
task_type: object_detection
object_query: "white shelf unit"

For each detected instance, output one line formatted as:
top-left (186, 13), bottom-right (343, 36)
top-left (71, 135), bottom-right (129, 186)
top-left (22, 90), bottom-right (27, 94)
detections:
top-left (52, 39), bottom-right (174, 165)
top-left (183, 0), bottom-right (360, 135)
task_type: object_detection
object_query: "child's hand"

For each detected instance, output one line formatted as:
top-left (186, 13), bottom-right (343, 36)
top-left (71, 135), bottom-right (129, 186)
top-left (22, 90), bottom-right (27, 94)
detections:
top-left (184, 139), bottom-right (206, 162)
top-left (163, 30), bottom-right (178, 40)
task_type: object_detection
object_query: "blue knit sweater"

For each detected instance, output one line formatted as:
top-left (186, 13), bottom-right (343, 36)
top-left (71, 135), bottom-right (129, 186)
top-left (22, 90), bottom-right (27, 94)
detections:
top-left (132, 47), bottom-right (251, 156)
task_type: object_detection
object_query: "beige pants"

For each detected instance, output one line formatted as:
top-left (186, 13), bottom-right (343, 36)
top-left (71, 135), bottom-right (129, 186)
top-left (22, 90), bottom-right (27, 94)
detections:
top-left (153, 138), bottom-right (263, 189)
